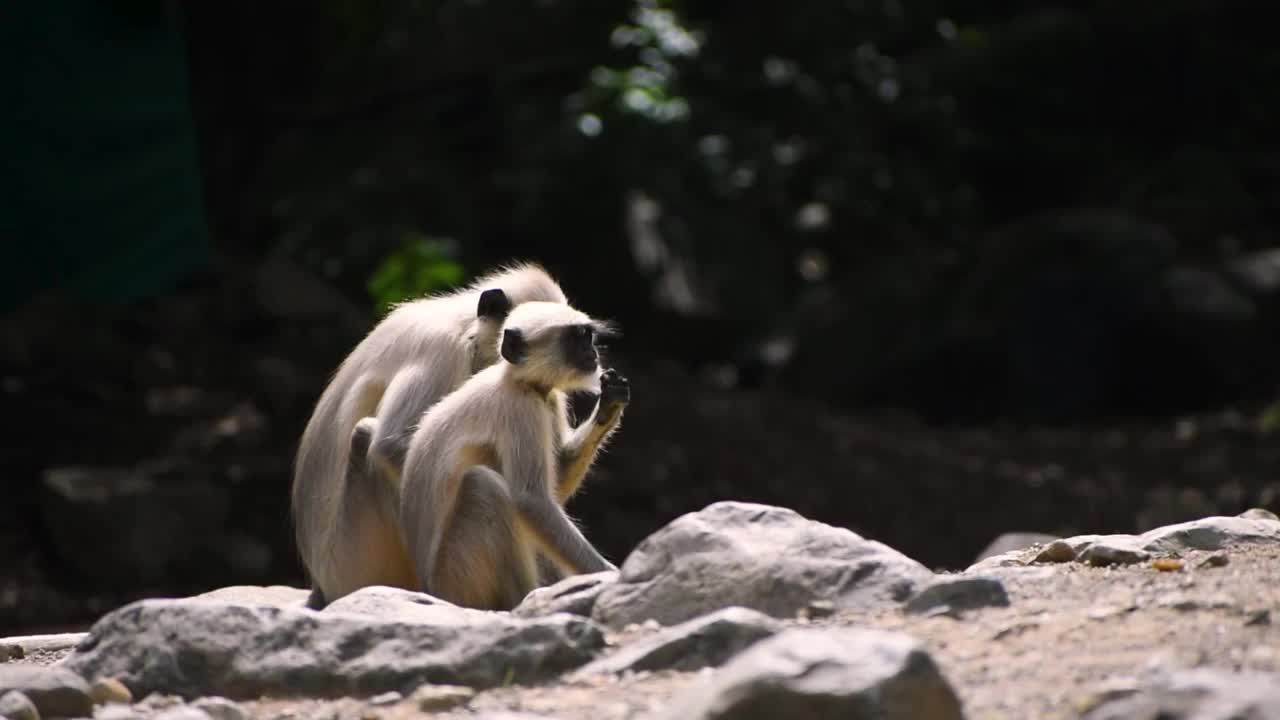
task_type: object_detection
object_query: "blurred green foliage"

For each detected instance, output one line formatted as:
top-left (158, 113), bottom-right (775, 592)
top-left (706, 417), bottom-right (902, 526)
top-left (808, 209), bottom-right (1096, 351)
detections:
top-left (367, 233), bottom-right (465, 314)
top-left (1262, 401), bottom-right (1280, 434)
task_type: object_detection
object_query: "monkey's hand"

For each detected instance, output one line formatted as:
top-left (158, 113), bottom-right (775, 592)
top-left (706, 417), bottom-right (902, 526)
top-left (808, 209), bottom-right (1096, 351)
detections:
top-left (596, 369), bottom-right (630, 423)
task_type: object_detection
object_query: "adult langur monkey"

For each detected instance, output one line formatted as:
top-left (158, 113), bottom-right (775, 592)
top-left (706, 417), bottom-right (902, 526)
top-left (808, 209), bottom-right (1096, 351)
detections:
top-left (291, 263), bottom-right (570, 609)
top-left (398, 301), bottom-right (630, 610)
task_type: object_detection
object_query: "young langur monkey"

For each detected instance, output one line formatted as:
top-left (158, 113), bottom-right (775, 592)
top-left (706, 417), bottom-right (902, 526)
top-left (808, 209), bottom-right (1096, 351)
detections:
top-left (399, 301), bottom-right (630, 610)
top-left (291, 263), bottom-right (569, 609)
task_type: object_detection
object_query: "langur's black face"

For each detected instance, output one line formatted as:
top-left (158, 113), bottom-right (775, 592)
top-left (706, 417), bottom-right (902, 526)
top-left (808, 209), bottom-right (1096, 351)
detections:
top-left (561, 323), bottom-right (599, 374)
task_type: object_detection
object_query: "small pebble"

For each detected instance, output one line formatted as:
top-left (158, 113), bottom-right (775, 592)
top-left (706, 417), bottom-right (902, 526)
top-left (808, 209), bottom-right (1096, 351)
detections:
top-left (1244, 609), bottom-right (1271, 627)
top-left (1035, 540), bottom-right (1077, 563)
top-left (1151, 557), bottom-right (1184, 572)
top-left (139, 693), bottom-right (184, 710)
top-left (368, 691), bottom-right (402, 706)
top-left (409, 684), bottom-right (475, 711)
top-left (89, 677), bottom-right (133, 706)
top-left (1082, 543), bottom-right (1149, 567)
top-left (805, 600), bottom-right (836, 619)
top-left (1198, 552), bottom-right (1230, 568)
top-left (0, 690), bottom-right (40, 720)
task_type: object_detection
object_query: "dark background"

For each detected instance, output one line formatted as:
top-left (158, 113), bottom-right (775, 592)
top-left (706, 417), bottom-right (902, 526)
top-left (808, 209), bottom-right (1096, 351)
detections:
top-left (3, 0), bottom-right (1279, 634)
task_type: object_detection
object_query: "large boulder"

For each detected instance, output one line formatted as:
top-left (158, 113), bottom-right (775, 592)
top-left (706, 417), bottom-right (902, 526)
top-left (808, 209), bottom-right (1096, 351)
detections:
top-left (62, 592), bottom-right (603, 700)
top-left (572, 607), bottom-right (782, 677)
top-left (593, 502), bottom-right (933, 629)
top-left (659, 627), bottom-right (964, 720)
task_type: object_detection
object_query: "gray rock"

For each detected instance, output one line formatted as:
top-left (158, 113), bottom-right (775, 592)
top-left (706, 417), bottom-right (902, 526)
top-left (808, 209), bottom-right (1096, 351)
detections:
top-left (190, 697), bottom-right (247, 720)
top-left (0, 665), bottom-right (93, 718)
top-left (974, 532), bottom-right (1059, 562)
top-left (62, 596), bottom-right (603, 700)
top-left (1139, 515), bottom-right (1280, 553)
top-left (407, 684), bottom-right (475, 711)
top-left (573, 607), bottom-right (782, 677)
top-left (661, 627), bottom-right (964, 720)
top-left (593, 502), bottom-right (933, 629)
top-left (1198, 552), bottom-right (1230, 568)
top-left (368, 691), bottom-right (402, 706)
top-left (151, 707), bottom-right (212, 720)
top-left (904, 576), bottom-right (1010, 615)
top-left (95, 703), bottom-right (144, 720)
top-left (959, 565), bottom-right (1057, 600)
top-left (321, 586), bottom-right (495, 626)
top-left (39, 466), bottom-right (229, 587)
top-left (1081, 667), bottom-right (1280, 719)
top-left (1080, 537), bottom-right (1151, 566)
top-left (512, 572), bottom-right (618, 619)
top-left (191, 586), bottom-right (311, 609)
top-left (0, 634), bottom-right (87, 655)
top-left (0, 691), bottom-right (40, 720)
top-left (1239, 507), bottom-right (1279, 522)
top-left (136, 693), bottom-right (183, 710)
top-left (135, 691), bottom-right (183, 707)
top-left (1244, 609), bottom-right (1271, 627)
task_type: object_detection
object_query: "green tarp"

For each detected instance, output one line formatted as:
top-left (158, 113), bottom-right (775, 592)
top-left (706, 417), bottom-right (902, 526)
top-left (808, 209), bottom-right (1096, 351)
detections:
top-left (1, 0), bottom-right (210, 312)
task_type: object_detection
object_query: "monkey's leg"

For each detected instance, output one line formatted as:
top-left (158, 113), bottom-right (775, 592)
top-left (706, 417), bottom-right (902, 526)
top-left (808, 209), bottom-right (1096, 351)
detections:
top-left (347, 417), bottom-right (401, 520)
top-left (555, 370), bottom-right (630, 502)
top-left (430, 467), bottom-right (538, 610)
top-left (367, 364), bottom-right (461, 483)
top-left (516, 490), bottom-right (617, 576)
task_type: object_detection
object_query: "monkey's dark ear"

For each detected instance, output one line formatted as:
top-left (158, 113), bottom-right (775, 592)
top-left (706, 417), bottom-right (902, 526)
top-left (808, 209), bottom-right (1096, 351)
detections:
top-left (477, 288), bottom-right (512, 320)
top-left (501, 328), bottom-right (528, 364)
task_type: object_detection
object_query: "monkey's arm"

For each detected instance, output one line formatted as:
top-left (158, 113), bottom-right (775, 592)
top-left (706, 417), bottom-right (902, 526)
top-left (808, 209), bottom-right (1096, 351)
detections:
top-left (555, 370), bottom-right (629, 503)
top-left (505, 442), bottom-right (616, 575)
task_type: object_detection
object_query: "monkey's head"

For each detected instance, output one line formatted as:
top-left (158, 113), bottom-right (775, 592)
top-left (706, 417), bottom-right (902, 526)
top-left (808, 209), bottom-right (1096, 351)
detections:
top-left (498, 301), bottom-right (616, 393)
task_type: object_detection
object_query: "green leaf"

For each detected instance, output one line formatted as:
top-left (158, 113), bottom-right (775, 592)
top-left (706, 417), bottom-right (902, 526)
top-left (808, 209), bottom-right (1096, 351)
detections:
top-left (1261, 401), bottom-right (1280, 434)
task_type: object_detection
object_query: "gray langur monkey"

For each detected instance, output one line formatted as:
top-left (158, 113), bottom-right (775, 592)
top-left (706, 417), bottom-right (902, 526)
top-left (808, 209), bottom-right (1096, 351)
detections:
top-left (291, 263), bottom-right (568, 609)
top-left (399, 300), bottom-right (630, 610)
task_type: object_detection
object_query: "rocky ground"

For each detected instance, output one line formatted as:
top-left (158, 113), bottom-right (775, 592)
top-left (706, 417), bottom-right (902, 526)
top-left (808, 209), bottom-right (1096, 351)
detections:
top-left (4, 502), bottom-right (1280, 720)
